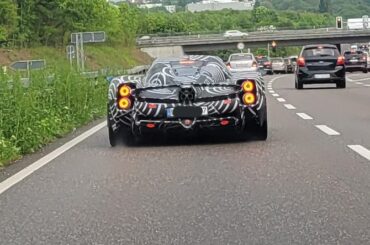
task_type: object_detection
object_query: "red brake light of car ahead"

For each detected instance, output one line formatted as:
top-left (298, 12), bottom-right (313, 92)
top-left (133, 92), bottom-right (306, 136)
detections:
top-left (226, 63), bottom-right (231, 69)
top-left (252, 62), bottom-right (258, 68)
top-left (337, 56), bottom-right (345, 66)
top-left (264, 62), bottom-right (271, 66)
top-left (297, 57), bottom-right (305, 67)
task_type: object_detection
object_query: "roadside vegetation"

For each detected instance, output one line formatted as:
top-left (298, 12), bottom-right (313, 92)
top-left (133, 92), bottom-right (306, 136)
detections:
top-left (257, 0), bottom-right (370, 19)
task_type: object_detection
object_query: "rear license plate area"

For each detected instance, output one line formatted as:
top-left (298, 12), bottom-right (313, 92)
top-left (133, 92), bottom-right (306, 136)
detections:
top-left (167, 106), bottom-right (207, 118)
top-left (314, 74), bottom-right (330, 79)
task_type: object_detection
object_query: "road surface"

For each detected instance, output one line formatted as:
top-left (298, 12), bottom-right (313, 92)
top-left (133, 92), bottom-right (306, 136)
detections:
top-left (1, 73), bottom-right (370, 244)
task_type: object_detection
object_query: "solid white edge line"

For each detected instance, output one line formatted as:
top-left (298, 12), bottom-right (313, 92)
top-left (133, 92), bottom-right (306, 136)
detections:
top-left (277, 98), bottom-right (286, 102)
top-left (296, 112), bottom-right (313, 120)
top-left (284, 104), bottom-right (296, 110)
top-left (0, 121), bottom-right (107, 195)
top-left (348, 145), bottom-right (370, 161)
top-left (315, 125), bottom-right (340, 136)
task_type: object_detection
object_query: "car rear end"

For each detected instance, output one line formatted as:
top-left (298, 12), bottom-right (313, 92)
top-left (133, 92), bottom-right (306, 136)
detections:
top-left (256, 56), bottom-right (273, 75)
top-left (271, 58), bottom-right (286, 73)
top-left (295, 45), bottom-right (345, 88)
top-left (344, 50), bottom-right (368, 73)
top-left (227, 53), bottom-right (258, 72)
top-left (284, 58), bottom-right (293, 73)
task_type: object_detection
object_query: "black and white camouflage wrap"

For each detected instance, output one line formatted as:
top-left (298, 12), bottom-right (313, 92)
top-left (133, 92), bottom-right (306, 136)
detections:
top-left (108, 55), bottom-right (266, 133)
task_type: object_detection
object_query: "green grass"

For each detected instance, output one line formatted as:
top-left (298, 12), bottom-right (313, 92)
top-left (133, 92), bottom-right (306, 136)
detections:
top-left (0, 65), bottom-right (107, 166)
top-left (0, 44), bottom-right (151, 166)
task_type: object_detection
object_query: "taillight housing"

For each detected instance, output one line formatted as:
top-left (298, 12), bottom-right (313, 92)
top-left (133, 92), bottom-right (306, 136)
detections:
top-left (264, 62), bottom-right (271, 66)
top-left (226, 63), bottom-right (231, 69)
top-left (337, 56), bottom-right (345, 66)
top-left (252, 62), bottom-right (257, 68)
top-left (297, 57), bottom-right (305, 67)
top-left (240, 80), bottom-right (257, 106)
top-left (117, 84), bottom-right (134, 110)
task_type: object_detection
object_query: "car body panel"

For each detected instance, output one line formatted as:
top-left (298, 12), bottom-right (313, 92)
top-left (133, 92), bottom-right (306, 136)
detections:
top-left (108, 56), bottom-right (266, 135)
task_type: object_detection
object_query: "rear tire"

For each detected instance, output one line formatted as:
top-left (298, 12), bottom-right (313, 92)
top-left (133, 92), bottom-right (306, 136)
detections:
top-left (255, 119), bottom-right (268, 141)
top-left (295, 77), bottom-right (303, 89)
top-left (363, 69), bottom-right (368, 73)
top-left (336, 78), bottom-right (346, 89)
top-left (108, 124), bottom-right (119, 147)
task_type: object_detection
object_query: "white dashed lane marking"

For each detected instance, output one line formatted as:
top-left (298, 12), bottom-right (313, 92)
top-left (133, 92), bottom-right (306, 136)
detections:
top-left (365, 84), bottom-right (370, 87)
top-left (272, 93), bottom-right (279, 97)
top-left (284, 104), bottom-right (296, 110)
top-left (355, 82), bottom-right (364, 85)
top-left (348, 145), bottom-right (370, 161)
top-left (315, 125), bottom-right (341, 136)
top-left (277, 98), bottom-right (286, 102)
top-left (296, 113), bottom-right (313, 120)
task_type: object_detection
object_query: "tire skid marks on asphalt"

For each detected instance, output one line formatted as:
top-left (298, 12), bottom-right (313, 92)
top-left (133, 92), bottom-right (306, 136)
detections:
top-left (348, 145), bottom-right (370, 161)
top-left (315, 125), bottom-right (341, 136)
top-left (296, 113), bottom-right (313, 120)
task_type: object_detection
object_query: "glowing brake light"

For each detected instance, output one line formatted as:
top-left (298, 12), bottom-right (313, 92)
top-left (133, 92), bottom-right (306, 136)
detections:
top-left (337, 56), bottom-right (345, 66)
top-left (180, 60), bottom-right (195, 65)
top-left (242, 80), bottom-right (255, 92)
top-left (118, 97), bottom-right (132, 110)
top-left (242, 93), bottom-right (256, 105)
top-left (118, 85), bottom-right (131, 97)
top-left (297, 57), bottom-right (306, 67)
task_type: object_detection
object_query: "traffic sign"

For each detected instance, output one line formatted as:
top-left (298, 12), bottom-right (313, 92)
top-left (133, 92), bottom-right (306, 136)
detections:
top-left (237, 42), bottom-right (245, 51)
top-left (10, 60), bottom-right (46, 71)
top-left (71, 32), bottom-right (106, 44)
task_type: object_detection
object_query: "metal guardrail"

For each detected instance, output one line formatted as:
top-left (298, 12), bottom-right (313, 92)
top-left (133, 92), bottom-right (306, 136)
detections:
top-left (137, 28), bottom-right (370, 47)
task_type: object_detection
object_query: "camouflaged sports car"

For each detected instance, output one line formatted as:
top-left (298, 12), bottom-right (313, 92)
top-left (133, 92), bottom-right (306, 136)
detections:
top-left (107, 56), bottom-right (267, 146)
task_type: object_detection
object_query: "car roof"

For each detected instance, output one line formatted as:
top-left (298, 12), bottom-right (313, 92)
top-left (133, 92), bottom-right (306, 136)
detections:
top-left (303, 44), bottom-right (338, 49)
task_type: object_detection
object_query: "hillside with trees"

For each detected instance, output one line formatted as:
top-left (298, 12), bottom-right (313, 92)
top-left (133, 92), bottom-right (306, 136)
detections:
top-left (257, 0), bottom-right (370, 19)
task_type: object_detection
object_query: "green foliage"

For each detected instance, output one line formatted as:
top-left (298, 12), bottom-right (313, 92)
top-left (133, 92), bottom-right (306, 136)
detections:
top-left (0, 0), bottom-right (18, 43)
top-left (319, 0), bottom-right (330, 13)
top-left (259, 0), bottom-right (370, 19)
top-left (0, 66), bottom-right (107, 166)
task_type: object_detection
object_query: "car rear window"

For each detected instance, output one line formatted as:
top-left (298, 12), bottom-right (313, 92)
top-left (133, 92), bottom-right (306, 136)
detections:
top-left (271, 59), bottom-right (283, 63)
top-left (230, 54), bottom-right (253, 61)
top-left (344, 51), bottom-right (364, 57)
top-left (303, 47), bottom-right (339, 57)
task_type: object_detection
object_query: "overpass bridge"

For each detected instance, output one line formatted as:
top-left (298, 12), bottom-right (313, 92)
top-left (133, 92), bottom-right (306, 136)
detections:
top-left (137, 28), bottom-right (370, 57)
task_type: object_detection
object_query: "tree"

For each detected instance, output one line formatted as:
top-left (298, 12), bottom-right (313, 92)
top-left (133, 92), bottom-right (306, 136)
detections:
top-left (319, 0), bottom-right (330, 13)
top-left (0, 0), bottom-right (18, 43)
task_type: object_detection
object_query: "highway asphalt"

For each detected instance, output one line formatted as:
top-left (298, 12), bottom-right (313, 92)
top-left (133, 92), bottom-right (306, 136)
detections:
top-left (1, 73), bottom-right (370, 244)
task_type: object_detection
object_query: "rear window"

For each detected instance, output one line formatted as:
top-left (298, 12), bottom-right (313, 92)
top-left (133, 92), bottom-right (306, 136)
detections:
top-left (256, 57), bottom-right (268, 62)
top-left (303, 47), bottom-right (339, 57)
top-left (230, 54), bottom-right (253, 61)
top-left (271, 58), bottom-right (283, 63)
top-left (344, 51), bottom-right (364, 56)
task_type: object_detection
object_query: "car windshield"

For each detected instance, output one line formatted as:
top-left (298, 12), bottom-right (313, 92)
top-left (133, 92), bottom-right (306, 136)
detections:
top-left (303, 47), bottom-right (339, 57)
top-left (230, 54), bottom-right (253, 61)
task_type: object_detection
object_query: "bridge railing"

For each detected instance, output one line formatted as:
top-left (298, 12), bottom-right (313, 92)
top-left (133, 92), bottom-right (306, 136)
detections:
top-left (137, 28), bottom-right (370, 47)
